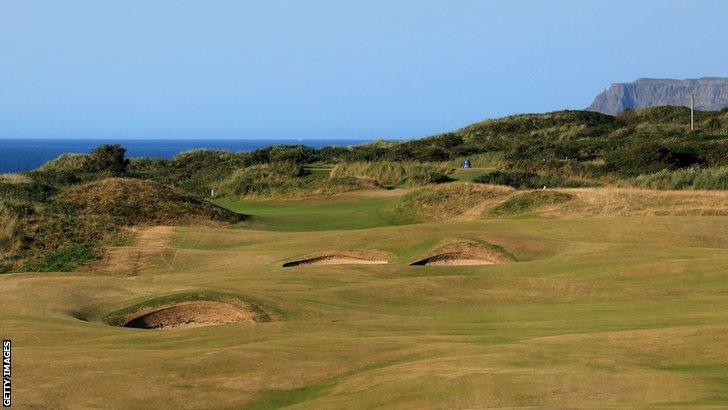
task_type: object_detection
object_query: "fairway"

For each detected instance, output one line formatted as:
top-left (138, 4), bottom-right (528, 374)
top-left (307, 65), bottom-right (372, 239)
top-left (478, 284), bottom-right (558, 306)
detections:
top-left (3, 189), bottom-right (728, 408)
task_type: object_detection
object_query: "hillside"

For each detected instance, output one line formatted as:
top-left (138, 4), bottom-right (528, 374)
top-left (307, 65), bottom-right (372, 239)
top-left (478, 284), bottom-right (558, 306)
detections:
top-left (61, 178), bottom-right (241, 225)
top-left (588, 77), bottom-right (728, 114)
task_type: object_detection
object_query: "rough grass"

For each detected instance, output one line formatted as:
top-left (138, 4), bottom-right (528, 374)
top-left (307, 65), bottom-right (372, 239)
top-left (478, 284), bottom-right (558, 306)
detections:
top-left (330, 161), bottom-right (452, 186)
top-left (60, 178), bottom-right (241, 225)
top-left (0, 173), bottom-right (31, 183)
top-left (37, 153), bottom-right (89, 172)
top-left (489, 190), bottom-right (574, 216)
top-left (218, 164), bottom-right (380, 199)
top-left (551, 187), bottom-right (728, 217)
top-left (632, 167), bottom-right (728, 190)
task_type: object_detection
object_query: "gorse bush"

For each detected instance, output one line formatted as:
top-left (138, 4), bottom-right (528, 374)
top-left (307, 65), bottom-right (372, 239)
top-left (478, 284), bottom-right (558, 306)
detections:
top-left (474, 171), bottom-right (591, 189)
top-left (330, 162), bottom-right (451, 186)
top-left (25, 243), bottom-right (101, 272)
top-left (0, 181), bottom-right (57, 202)
top-left (631, 167), bottom-right (728, 190)
top-left (604, 141), bottom-right (703, 176)
top-left (86, 144), bottom-right (130, 176)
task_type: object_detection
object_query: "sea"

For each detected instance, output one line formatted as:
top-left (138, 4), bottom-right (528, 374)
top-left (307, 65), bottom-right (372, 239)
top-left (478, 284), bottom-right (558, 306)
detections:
top-left (0, 138), bottom-right (370, 173)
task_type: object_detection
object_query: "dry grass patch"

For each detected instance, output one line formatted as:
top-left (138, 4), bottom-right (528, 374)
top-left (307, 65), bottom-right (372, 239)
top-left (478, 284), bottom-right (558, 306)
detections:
top-left (549, 188), bottom-right (728, 217)
top-left (92, 226), bottom-right (175, 275)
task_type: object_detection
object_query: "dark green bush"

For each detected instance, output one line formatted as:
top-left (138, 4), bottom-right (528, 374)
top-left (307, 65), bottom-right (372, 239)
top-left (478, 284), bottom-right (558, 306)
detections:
top-left (604, 141), bottom-right (703, 176)
top-left (474, 171), bottom-right (590, 189)
top-left (25, 243), bottom-right (101, 272)
top-left (86, 144), bottom-right (129, 175)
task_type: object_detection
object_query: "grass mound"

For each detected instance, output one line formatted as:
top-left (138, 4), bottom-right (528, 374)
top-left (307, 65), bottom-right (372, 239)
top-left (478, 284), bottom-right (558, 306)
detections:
top-left (489, 190), bottom-right (574, 216)
top-left (379, 182), bottom-right (513, 223)
top-left (330, 161), bottom-right (452, 186)
top-left (410, 239), bottom-right (513, 266)
top-left (38, 153), bottom-right (89, 172)
top-left (60, 178), bottom-right (241, 225)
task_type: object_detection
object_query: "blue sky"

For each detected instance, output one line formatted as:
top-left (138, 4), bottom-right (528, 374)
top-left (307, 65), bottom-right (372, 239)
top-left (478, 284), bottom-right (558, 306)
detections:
top-left (2, 0), bottom-right (727, 139)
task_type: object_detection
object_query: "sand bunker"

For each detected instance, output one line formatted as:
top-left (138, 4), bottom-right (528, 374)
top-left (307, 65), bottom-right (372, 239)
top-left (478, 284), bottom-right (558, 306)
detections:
top-left (411, 252), bottom-right (500, 266)
top-left (410, 239), bottom-right (511, 266)
top-left (282, 251), bottom-right (389, 267)
top-left (122, 301), bottom-right (257, 329)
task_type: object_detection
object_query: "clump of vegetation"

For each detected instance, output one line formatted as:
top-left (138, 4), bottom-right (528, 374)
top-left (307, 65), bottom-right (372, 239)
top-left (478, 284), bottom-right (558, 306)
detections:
top-left (604, 141), bottom-right (703, 176)
top-left (218, 164), bottom-right (380, 199)
top-left (60, 178), bottom-right (241, 225)
top-left (38, 153), bottom-right (89, 172)
top-left (129, 149), bottom-right (249, 196)
top-left (379, 182), bottom-right (512, 223)
top-left (86, 144), bottom-right (130, 176)
top-left (0, 198), bottom-right (120, 272)
top-left (489, 190), bottom-right (574, 217)
top-left (474, 170), bottom-right (591, 189)
top-left (330, 161), bottom-right (452, 186)
top-left (631, 167), bottom-right (728, 190)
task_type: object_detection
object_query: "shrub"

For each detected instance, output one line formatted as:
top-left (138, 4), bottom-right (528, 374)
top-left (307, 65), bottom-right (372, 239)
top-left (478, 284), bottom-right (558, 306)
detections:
top-left (604, 141), bottom-right (703, 176)
top-left (631, 167), bottom-right (728, 190)
top-left (0, 181), bottom-right (56, 202)
top-left (25, 243), bottom-right (101, 272)
top-left (474, 171), bottom-right (591, 189)
top-left (86, 144), bottom-right (130, 175)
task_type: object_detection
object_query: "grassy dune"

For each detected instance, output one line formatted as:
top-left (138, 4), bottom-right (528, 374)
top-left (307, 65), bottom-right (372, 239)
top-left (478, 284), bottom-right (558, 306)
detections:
top-left (2, 187), bottom-right (728, 407)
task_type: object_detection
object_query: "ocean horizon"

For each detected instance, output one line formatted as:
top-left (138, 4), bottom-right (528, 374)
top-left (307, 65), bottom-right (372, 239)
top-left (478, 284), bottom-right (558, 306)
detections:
top-left (0, 138), bottom-right (371, 173)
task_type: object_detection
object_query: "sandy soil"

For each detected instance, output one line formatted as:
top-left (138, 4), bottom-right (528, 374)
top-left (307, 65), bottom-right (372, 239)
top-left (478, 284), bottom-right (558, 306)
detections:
top-left (411, 239), bottom-right (510, 266)
top-left (123, 301), bottom-right (255, 329)
top-left (95, 226), bottom-right (176, 274)
top-left (283, 251), bottom-right (389, 267)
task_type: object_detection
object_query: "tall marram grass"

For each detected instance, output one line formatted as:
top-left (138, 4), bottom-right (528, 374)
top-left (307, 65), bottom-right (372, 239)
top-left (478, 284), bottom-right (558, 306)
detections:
top-left (632, 167), bottom-right (728, 190)
top-left (330, 161), bottom-right (451, 186)
top-left (0, 207), bottom-right (19, 257)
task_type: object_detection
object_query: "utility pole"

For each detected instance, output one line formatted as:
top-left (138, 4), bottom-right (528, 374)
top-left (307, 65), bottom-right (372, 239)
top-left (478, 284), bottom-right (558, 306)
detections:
top-left (690, 94), bottom-right (695, 131)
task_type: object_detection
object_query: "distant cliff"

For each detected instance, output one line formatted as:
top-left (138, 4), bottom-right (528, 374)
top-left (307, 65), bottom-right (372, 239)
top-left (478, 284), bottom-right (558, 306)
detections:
top-left (587, 77), bottom-right (728, 115)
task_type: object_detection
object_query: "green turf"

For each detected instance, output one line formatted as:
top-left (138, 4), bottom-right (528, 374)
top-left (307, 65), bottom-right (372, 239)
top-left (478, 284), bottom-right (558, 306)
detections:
top-left (3, 190), bottom-right (728, 408)
top-left (215, 195), bottom-right (401, 231)
top-left (448, 168), bottom-right (492, 182)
